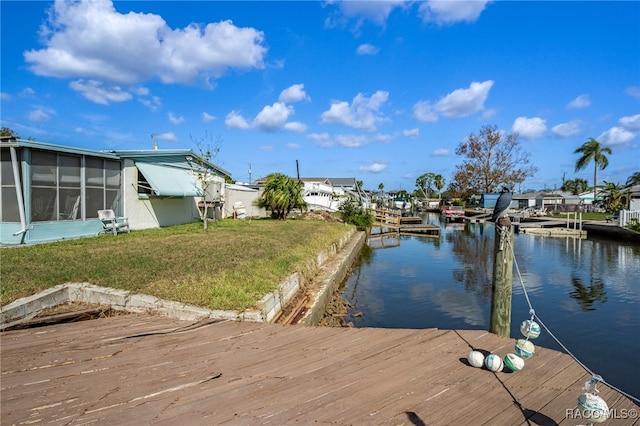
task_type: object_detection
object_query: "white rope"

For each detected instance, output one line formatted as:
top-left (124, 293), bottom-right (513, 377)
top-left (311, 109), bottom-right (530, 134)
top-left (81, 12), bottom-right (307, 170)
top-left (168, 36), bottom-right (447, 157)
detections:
top-left (506, 238), bottom-right (640, 404)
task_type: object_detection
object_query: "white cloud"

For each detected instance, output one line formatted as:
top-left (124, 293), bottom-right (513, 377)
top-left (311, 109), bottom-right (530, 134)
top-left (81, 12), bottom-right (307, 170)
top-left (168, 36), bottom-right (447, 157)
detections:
top-left (74, 127), bottom-right (95, 136)
top-left (225, 111), bottom-right (250, 129)
top-left (307, 132), bottom-right (332, 147)
top-left (168, 112), bottom-right (185, 125)
top-left (69, 79), bottom-right (132, 104)
top-left (619, 114), bottom-right (640, 131)
top-left (284, 121), bottom-right (307, 132)
top-left (359, 162), bottom-right (387, 173)
top-left (332, 0), bottom-right (407, 27)
top-left (253, 102), bottom-right (294, 132)
top-left (624, 86), bottom-right (640, 99)
top-left (287, 143), bottom-right (300, 149)
top-left (336, 134), bottom-right (368, 148)
top-left (418, 0), bottom-right (491, 25)
top-left (413, 100), bottom-right (438, 122)
top-left (279, 84), bottom-right (310, 103)
top-left (321, 90), bottom-right (389, 131)
top-left (435, 80), bottom-right (494, 118)
top-left (482, 108), bottom-right (497, 119)
top-left (131, 86), bottom-right (149, 96)
top-left (158, 132), bottom-right (177, 141)
top-left (21, 88), bottom-right (36, 96)
top-left (598, 127), bottom-right (635, 145)
top-left (431, 148), bottom-right (449, 156)
top-left (551, 120), bottom-right (581, 138)
top-left (357, 43), bottom-right (379, 55)
top-left (202, 112), bottom-right (216, 122)
top-left (24, 0), bottom-right (266, 85)
top-left (403, 128), bottom-right (420, 138)
top-left (27, 109), bottom-right (51, 122)
top-left (567, 94), bottom-right (591, 109)
top-left (259, 145), bottom-right (273, 152)
top-left (138, 95), bottom-right (161, 111)
top-left (512, 116), bottom-right (547, 139)
top-left (375, 133), bottom-right (395, 143)
top-left (1, 92), bottom-right (10, 100)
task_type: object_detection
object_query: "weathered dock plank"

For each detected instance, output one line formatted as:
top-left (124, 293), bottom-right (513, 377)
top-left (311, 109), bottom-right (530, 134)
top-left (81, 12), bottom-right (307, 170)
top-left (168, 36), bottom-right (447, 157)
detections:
top-left (1, 315), bottom-right (637, 425)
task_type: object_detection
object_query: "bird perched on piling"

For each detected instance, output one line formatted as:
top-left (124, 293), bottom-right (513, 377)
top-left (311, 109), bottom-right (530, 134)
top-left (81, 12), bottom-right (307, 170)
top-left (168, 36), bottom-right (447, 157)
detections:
top-left (492, 186), bottom-right (512, 222)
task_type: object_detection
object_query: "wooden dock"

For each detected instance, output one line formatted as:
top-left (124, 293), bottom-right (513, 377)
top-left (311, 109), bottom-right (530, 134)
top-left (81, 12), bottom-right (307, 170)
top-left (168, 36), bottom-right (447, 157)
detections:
top-left (2, 315), bottom-right (638, 425)
top-left (372, 208), bottom-right (440, 237)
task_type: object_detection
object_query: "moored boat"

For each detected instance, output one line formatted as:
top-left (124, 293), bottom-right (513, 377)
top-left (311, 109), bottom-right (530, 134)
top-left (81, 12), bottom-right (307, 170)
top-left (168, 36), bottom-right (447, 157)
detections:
top-left (441, 206), bottom-right (465, 222)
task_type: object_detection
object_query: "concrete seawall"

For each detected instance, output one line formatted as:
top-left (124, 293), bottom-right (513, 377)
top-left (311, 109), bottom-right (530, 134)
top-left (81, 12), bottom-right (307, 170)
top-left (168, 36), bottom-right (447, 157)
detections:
top-left (299, 230), bottom-right (366, 326)
top-left (1, 227), bottom-right (366, 329)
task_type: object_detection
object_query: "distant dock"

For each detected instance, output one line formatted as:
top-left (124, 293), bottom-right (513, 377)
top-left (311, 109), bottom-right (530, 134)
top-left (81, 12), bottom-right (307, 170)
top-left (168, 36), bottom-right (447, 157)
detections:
top-left (371, 208), bottom-right (440, 237)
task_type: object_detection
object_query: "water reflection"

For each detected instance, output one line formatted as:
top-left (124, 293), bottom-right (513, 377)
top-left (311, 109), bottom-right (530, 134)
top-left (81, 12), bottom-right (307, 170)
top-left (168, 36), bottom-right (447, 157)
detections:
top-left (569, 273), bottom-right (607, 311)
top-left (448, 222), bottom-right (493, 300)
top-left (340, 213), bottom-right (640, 398)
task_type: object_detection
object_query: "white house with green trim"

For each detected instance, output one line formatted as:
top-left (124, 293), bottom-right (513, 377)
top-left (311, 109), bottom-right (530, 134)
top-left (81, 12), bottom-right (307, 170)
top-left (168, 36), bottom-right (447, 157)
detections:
top-left (0, 138), bottom-right (230, 245)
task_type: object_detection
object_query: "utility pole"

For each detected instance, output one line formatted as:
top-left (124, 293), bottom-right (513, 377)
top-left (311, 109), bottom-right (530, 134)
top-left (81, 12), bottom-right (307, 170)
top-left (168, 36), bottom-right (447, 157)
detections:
top-left (490, 216), bottom-right (514, 338)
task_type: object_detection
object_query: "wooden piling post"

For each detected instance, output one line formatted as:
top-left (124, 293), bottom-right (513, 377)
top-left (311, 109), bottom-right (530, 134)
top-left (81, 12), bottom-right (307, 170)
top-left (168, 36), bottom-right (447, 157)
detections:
top-left (490, 216), bottom-right (513, 337)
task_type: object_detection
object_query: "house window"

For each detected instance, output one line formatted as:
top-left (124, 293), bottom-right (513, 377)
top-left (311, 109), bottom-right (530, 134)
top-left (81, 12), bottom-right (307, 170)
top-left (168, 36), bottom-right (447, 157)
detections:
top-left (31, 151), bottom-right (59, 221)
top-left (85, 157), bottom-right (122, 218)
top-left (137, 169), bottom-right (153, 195)
top-left (58, 155), bottom-right (81, 220)
top-left (0, 147), bottom-right (21, 222)
top-left (31, 151), bottom-right (83, 221)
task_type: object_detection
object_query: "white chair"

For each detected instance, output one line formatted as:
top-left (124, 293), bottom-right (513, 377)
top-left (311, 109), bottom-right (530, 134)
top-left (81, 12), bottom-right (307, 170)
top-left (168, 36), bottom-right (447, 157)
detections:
top-left (98, 209), bottom-right (130, 235)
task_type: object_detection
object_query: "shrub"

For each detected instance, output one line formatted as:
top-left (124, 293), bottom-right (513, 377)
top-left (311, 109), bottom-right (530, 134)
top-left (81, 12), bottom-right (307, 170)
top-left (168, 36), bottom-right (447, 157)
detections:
top-left (627, 218), bottom-right (640, 232)
top-left (338, 199), bottom-right (373, 230)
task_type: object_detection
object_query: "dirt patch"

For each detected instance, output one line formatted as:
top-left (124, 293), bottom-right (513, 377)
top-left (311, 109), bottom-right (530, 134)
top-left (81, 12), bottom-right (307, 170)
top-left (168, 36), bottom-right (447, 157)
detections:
top-left (4, 302), bottom-right (127, 331)
top-left (302, 211), bottom-right (344, 223)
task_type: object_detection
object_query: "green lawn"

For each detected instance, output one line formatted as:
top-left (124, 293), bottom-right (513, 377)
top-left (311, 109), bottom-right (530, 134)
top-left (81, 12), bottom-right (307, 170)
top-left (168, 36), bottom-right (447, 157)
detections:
top-left (1, 219), bottom-right (354, 311)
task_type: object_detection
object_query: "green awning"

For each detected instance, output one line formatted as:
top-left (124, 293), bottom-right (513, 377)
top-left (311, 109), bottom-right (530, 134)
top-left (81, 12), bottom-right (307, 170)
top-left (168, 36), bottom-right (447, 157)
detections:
top-left (136, 162), bottom-right (203, 197)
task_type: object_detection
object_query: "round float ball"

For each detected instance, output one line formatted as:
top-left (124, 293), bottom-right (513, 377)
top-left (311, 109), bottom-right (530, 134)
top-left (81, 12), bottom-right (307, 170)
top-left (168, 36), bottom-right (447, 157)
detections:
top-left (484, 354), bottom-right (503, 372)
top-left (520, 320), bottom-right (541, 339)
top-left (503, 353), bottom-right (525, 372)
top-left (515, 339), bottom-right (535, 358)
top-left (467, 350), bottom-right (485, 368)
top-left (577, 393), bottom-right (609, 423)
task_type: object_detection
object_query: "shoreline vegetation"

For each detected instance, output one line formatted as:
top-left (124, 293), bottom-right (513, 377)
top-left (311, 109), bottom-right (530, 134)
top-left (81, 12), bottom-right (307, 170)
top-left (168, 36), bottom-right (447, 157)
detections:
top-left (2, 213), bottom-right (635, 316)
top-left (1, 218), bottom-right (354, 311)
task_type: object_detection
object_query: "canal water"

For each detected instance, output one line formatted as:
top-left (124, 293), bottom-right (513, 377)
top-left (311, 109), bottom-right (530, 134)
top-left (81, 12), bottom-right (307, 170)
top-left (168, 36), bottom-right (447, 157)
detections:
top-left (338, 213), bottom-right (640, 400)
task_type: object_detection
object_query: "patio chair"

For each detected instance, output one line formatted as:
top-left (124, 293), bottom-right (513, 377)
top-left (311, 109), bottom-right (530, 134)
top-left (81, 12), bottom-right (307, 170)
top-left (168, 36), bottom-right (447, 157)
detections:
top-left (605, 211), bottom-right (620, 224)
top-left (98, 209), bottom-right (130, 235)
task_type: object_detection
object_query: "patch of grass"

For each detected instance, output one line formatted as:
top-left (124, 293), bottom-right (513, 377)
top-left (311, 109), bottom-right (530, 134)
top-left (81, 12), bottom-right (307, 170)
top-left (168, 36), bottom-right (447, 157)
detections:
top-left (547, 212), bottom-right (609, 221)
top-left (1, 219), bottom-right (354, 312)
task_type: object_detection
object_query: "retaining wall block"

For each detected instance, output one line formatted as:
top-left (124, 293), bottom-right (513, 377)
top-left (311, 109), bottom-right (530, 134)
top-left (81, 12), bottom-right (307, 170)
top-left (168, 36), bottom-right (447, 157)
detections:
top-left (126, 294), bottom-right (161, 312)
top-left (154, 300), bottom-right (213, 321)
top-left (69, 283), bottom-right (129, 308)
top-left (208, 310), bottom-right (242, 321)
top-left (242, 308), bottom-right (266, 322)
top-left (1, 284), bottom-right (70, 324)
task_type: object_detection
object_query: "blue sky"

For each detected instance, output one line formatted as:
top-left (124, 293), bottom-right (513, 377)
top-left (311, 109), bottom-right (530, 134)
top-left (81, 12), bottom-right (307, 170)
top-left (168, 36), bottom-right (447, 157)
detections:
top-left (2, 0), bottom-right (639, 192)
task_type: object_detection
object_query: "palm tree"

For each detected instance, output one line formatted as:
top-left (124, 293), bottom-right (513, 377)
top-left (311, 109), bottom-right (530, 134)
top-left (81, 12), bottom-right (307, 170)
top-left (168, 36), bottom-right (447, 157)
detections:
top-left (626, 172), bottom-right (640, 187)
top-left (433, 174), bottom-right (445, 204)
top-left (574, 138), bottom-right (612, 200)
top-left (256, 173), bottom-right (306, 219)
top-left (377, 183), bottom-right (384, 205)
top-left (602, 181), bottom-right (623, 212)
top-left (561, 178), bottom-right (589, 195)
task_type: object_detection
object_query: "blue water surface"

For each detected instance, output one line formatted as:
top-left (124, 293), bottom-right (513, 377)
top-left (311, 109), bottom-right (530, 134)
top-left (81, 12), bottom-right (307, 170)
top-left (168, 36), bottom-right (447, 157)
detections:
top-left (340, 213), bottom-right (640, 400)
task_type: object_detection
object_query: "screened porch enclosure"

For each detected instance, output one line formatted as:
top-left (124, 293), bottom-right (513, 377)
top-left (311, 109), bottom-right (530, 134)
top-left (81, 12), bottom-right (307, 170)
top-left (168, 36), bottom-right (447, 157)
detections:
top-left (1, 147), bottom-right (123, 224)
